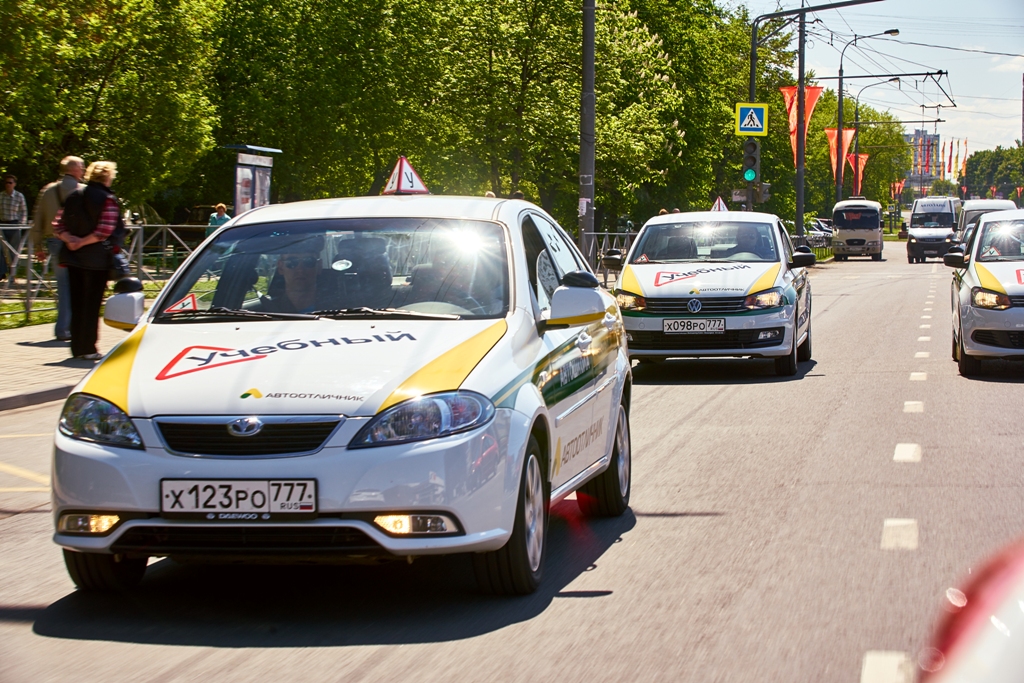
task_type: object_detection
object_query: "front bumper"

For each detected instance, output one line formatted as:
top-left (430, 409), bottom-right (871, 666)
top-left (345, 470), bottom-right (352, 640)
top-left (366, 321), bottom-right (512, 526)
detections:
top-left (833, 242), bottom-right (881, 255)
top-left (908, 241), bottom-right (952, 258)
top-left (962, 305), bottom-right (1024, 358)
top-left (52, 408), bottom-right (527, 557)
top-left (622, 308), bottom-right (793, 358)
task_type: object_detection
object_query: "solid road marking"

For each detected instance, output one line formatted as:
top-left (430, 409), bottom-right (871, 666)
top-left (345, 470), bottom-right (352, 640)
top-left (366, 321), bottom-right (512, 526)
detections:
top-left (893, 444), bottom-right (922, 462)
top-left (860, 651), bottom-right (915, 683)
top-left (910, 372), bottom-right (927, 381)
top-left (915, 352), bottom-right (930, 358)
top-left (881, 519), bottom-right (919, 549)
top-left (0, 462), bottom-right (49, 485)
top-left (918, 336), bottom-right (932, 341)
top-left (0, 434), bottom-right (50, 439)
top-left (904, 401), bottom-right (924, 413)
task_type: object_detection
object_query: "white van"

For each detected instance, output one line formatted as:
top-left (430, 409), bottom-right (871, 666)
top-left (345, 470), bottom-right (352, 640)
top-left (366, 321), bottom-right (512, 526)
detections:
top-left (957, 199), bottom-right (1018, 242)
top-left (908, 197), bottom-right (958, 263)
top-left (832, 198), bottom-right (883, 261)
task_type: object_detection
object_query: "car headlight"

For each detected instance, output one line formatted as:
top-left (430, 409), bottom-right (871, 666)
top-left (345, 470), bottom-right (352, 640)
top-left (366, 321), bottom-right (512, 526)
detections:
top-left (866, 241), bottom-right (880, 246)
top-left (833, 240), bottom-right (845, 246)
top-left (971, 287), bottom-right (1011, 310)
top-left (743, 287), bottom-right (784, 310)
top-left (59, 394), bottom-right (143, 449)
top-left (614, 289), bottom-right (646, 311)
top-left (349, 391), bottom-right (495, 448)
top-left (908, 237), bottom-right (917, 243)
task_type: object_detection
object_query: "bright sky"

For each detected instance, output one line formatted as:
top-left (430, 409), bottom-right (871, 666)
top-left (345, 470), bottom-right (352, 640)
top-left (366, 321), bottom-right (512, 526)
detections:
top-left (727, 0), bottom-right (1024, 152)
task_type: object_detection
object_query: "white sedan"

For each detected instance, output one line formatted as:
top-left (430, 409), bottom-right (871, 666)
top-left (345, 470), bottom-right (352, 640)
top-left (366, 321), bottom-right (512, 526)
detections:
top-left (53, 195), bottom-right (632, 595)
top-left (612, 211), bottom-right (815, 376)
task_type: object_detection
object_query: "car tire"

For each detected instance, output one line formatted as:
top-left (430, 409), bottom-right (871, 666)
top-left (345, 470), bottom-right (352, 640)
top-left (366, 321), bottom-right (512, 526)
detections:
top-left (872, 253), bottom-right (882, 261)
top-left (958, 334), bottom-right (982, 377)
top-left (577, 402), bottom-right (631, 518)
top-left (952, 332), bottom-right (958, 361)
top-left (907, 255), bottom-right (913, 264)
top-left (63, 549), bottom-right (147, 592)
top-left (775, 326), bottom-right (799, 376)
top-left (473, 436), bottom-right (548, 595)
top-left (797, 319), bottom-right (812, 362)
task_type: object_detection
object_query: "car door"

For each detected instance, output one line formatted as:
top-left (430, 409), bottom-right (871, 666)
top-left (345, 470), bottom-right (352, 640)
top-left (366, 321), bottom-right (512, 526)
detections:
top-left (520, 213), bottom-right (601, 490)
top-left (779, 223), bottom-right (810, 340)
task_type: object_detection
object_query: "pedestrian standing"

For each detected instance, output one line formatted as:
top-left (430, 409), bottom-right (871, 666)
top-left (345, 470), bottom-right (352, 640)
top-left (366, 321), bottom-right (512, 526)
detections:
top-left (206, 203), bottom-right (231, 237)
top-left (31, 156), bottom-right (84, 340)
top-left (1, 174), bottom-right (28, 281)
top-left (54, 161), bottom-right (125, 360)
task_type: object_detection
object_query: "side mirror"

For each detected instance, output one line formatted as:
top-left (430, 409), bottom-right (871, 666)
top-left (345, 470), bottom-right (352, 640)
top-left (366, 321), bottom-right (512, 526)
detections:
top-left (601, 253), bottom-right (623, 271)
top-left (943, 251), bottom-right (965, 268)
top-left (544, 271), bottom-right (605, 330)
top-left (104, 279), bottom-right (145, 330)
top-left (790, 252), bottom-right (816, 268)
top-left (794, 245), bottom-right (812, 254)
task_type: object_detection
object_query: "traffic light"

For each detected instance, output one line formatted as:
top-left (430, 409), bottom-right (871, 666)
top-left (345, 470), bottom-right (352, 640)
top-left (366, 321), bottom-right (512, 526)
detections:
top-left (742, 139), bottom-right (761, 183)
top-left (758, 182), bottom-right (771, 203)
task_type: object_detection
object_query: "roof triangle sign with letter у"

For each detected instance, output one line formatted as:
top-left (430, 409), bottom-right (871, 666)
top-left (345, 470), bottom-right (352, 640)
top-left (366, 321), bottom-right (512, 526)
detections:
top-left (382, 156), bottom-right (430, 195)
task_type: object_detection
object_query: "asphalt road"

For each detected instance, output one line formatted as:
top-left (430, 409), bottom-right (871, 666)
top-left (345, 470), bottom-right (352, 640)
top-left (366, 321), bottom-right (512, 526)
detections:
top-left (2, 253), bottom-right (1023, 683)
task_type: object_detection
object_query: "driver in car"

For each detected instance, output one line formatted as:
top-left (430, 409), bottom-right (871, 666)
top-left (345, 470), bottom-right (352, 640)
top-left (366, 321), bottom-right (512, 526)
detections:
top-left (723, 224), bottom-right (773, 259)
top-left (260, 237), bottom-right (325, 313)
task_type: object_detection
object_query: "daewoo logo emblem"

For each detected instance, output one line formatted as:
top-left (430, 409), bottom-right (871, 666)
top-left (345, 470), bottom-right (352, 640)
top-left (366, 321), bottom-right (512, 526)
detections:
top-left (227, 417), bottom-right (263, 437)
top-left (687, 299), bottom-right (702, 313)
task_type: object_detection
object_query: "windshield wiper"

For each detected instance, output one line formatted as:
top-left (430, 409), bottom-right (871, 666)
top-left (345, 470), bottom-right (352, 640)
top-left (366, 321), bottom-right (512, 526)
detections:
top-left (313, 307), bottom-right (461, 320)
top-left (159, 306), bottom-right (319, 321)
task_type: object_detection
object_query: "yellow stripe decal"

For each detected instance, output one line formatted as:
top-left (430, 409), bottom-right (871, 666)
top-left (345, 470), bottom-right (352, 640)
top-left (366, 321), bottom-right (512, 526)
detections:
top-left (746, 263), bottom-right (781, 295)
top-left (378, 320), bottom-right (508, 412)
top-left (974, 263), bottom-right (1006, 294)
top-left (81, 326), bottom-right (147, 413)
top-left (548, 312), bottom-right (604, 326)
top-left (619, 265), bottom-right (643, 296)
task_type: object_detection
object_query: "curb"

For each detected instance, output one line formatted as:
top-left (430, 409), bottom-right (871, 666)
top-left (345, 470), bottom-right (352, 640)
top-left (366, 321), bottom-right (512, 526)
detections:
top-left (0, 384), bottom-right (74, 412)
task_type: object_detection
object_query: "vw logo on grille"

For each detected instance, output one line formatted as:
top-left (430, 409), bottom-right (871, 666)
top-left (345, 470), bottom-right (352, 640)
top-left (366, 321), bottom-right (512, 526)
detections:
top-left (227, 417), bottom-right (263, 437)
top-left (687, 298), bottom-right (702, 313)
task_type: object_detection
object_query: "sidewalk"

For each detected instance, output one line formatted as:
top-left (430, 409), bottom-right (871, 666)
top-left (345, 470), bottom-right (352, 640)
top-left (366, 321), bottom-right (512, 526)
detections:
top-left (0, 323), bottom-right (130, 411)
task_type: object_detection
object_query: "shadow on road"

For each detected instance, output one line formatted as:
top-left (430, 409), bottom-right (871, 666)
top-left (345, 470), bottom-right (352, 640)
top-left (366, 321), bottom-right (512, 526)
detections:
top-left (959, 359), bottom-right (1024, 383)
top-left (31, 500), bottom-right (636, 648)
top-left (632, 358), bottom-right (818, 385)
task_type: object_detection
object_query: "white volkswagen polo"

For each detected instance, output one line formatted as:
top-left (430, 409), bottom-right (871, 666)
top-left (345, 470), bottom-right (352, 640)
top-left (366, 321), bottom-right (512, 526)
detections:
top-left (53, 195), bottom-right (631, 595)
top-left (612, 211), bottom-right (815, 376)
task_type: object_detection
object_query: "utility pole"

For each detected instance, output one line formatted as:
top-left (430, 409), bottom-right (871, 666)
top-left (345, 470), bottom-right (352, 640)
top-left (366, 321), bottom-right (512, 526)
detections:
top-left (796, 12), bottom-right (806, 236)
top-left (578, 0), bottom-right (596, 266)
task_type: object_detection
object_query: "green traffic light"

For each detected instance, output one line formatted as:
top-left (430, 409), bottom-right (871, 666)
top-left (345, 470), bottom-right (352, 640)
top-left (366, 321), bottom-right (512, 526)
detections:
top-left (743, 169), bottom-right (756, 182)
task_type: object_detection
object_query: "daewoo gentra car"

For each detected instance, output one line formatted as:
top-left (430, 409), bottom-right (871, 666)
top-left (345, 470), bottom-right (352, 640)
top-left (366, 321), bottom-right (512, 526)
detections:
top-left (53, 196), bottom-right (632, 595)
top-left (944, 208), bottom-right (1024, 377)
top-left (610, 211), bottom-right (815, 376)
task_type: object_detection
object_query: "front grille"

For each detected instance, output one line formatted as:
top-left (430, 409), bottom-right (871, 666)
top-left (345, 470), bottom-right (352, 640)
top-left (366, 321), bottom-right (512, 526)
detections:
top-left (111, 525), bottom-right (382, 556)
top-left (972, 330), bottom-right (1024, 349)
top-left (846, 238), bottom-right (866, 246)
top-left (918, 237), bottom-right (945, 243)
top-left (628, 328), bottom-right (785, 350)
top-left (645, 296), bottom-right (747, 315)
top-left (158, 420), bottom-right (340, 456)
top-left (1010, 296), bottom-right (1024, 307)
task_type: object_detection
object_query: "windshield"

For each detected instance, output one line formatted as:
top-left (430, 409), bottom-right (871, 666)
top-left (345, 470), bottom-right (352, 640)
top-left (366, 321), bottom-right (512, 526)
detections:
top-left (833, 209), bottom-right (879, 230)
top-left (911, 212), bottom-right (954, 228)
top-left (156, 218), bottom-right (509, 321)
top-left (976, 219), bottom-right (1024, 262)
top-left (629, 221), bottom-right (778, 264)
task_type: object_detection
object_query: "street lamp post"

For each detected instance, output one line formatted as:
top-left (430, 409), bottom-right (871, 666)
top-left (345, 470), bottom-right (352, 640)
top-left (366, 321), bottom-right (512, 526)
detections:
top-left (852, 78), bottom-right (900, 196)
top-left (837, 29), bottom-right (898, 203)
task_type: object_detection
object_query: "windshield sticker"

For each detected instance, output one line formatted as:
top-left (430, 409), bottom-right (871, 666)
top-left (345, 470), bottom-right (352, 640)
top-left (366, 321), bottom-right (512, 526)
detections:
top-left (156, 332), bottom-right (417, 380)
top-left (164, 293), bottom-right (198, 313)
top-left (654, 264), bottom-right (751, 287)
top-left (635, 254), bottom-right (649, 263)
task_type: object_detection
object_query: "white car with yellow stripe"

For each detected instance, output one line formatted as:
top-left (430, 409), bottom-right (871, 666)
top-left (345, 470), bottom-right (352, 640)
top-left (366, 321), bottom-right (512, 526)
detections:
top-left (945, 208), bottom-right (1024, 377)
top-left (53, 195), bottom-right (631, 595)
top-left (613, 211), bottom-right (815, 376)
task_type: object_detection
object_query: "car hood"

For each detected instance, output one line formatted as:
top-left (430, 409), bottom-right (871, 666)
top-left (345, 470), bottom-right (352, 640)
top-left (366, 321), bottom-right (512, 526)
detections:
top-left (972, 261), bottom-right (1024, 295)
top-left (909, 227), bottom-right (954, 239)
top-left (617, 262), bottom-right (781, 297)
top-left (76, 318), bottom-right (507, 418)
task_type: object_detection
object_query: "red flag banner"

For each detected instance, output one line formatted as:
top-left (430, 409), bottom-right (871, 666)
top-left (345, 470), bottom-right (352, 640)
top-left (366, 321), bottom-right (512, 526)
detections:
top-left (940, 141), bottom-right (946, 179)
top-left (961, 185), bottom-right (968, 197)
top-left (846, 153), bottom-right (869, 195)
top-left (924, 139), bottom-right (932, 175)
top-left (990, 185), bottom-right (998, 197)
top-left (947, 141), bottom-right (953, 174)
top-left (780, 86), bottom-right (824, 167)
top-left (1017, 186), bottom-right (1023, 199)
top-left (824, 128), bottom-right (856, 180)
top-left (897, 178), bottom-right (906, 196)
top-left (962, 139), bottom-right (968, 177)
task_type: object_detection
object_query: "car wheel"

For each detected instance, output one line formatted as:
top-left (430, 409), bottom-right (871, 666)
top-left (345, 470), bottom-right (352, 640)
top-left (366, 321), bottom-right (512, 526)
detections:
top-left (958, 333), bottom-right (982, 377)
top-left (797, 318), bottom-right (812, 362)
top-left (473, 436), bottom-right (548, 595)
top-left (907, 255), bottom-right (913, 264)
top-left (775, 325), bottom-right (799, 376)
top-left (63, 549), bottom-right (147, 592)
top-left (577, 402), bottom-right (631, 518)
top-left (872, 252), bottom-right (882, 261)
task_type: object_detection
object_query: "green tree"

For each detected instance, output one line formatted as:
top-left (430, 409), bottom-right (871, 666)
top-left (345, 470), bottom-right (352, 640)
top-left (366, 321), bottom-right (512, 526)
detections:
top-left (930, 178), bottom-right (957, 196)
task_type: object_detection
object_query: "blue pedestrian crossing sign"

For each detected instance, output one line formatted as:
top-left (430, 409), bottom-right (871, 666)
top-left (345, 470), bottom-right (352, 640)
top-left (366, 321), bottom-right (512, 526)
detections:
top-left (735, 103), bottom-right (768, 136)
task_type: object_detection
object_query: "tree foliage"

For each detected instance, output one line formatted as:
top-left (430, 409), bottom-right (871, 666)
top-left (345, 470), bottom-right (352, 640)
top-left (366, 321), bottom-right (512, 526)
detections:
top-left (964, 145), bottom-right (1024, 200)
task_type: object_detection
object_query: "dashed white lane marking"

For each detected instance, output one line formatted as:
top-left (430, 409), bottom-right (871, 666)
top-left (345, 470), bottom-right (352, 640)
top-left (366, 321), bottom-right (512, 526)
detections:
top-left (843, 276), bottom-right (861, 280)
top-left (918, 336), bottom-right (932, 341)
top-left (924, 307), bottom-right (933, 311)
top-left (860, 651), bottom-right (915, 683)
top-left (0, 434), bottom-right (49, 439)
top-left (881, 519), bottom-right (919, 549)
top-left (904, 401), bottom-right (924, 413)
top-left (919, 324), bottom-right (931, 329)
top-left (0, 462), bottom-right (49, 485)
top-left (0, 487), bottom-right (49, 493)
top-left (931, 264), bottom-right (938, 274)
top-left (915, 351), bottom-right (930, 358)
top-left (893, 444), bottom-right (922, 462)
top-left (921, 315), bottom-right (932, 319)
top-left (910, 372), bottom-right (927, 381)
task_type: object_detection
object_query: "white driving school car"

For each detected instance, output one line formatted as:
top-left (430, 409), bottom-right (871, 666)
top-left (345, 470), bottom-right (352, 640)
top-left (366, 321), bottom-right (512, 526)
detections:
top-left (611, 211), bottom-right (815, 376)
top-left (52, 195), bottom-right (632, 595)
top-left (945, 208), bottom-right (1024, 377)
